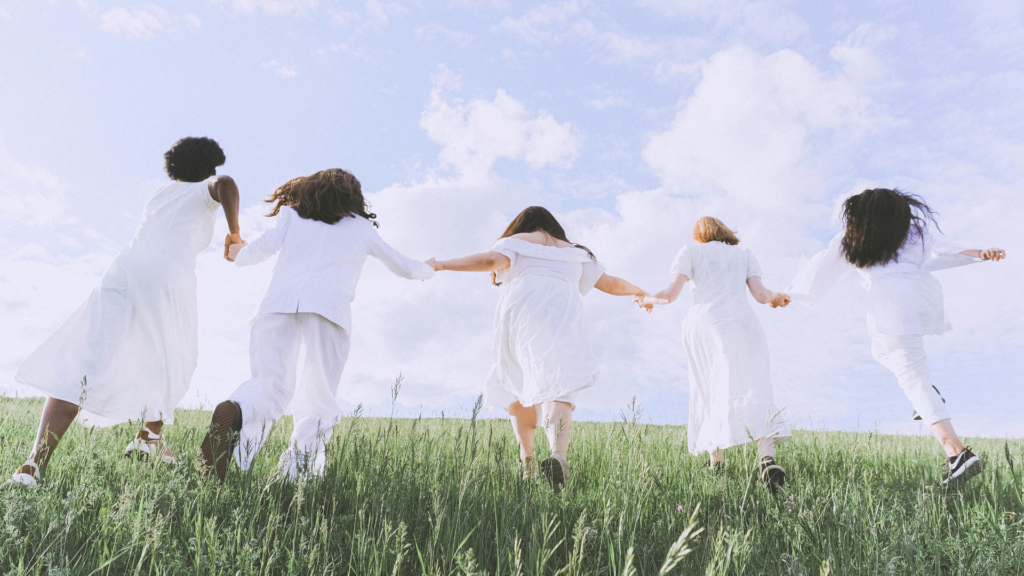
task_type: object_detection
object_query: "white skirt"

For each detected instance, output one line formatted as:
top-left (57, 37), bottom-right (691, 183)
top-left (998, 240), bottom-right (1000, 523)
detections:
top-left (483, 275), bottom-right (597, 412)
top-left (15, 251), bottom-right (199, 426)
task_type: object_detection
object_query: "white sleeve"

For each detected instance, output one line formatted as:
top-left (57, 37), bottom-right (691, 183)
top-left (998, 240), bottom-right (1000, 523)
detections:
top-left (579, 260), bottom-right (607, 296)
top-left (669, 245), bottom-right (693, 279)
top-left (234, 209), bottom-right (292, 267)
top-left (368, 228), bottom-right (435, 280)
top-left (921, 229), bottom-right (980, 272)
top-left (786, 232), bottom-right (855, 306)
top-left (746, 250), bottom-right (763, 279)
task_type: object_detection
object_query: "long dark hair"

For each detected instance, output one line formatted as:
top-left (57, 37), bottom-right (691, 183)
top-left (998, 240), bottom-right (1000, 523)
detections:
top-left (840, 188), bottom-right (938, 268)
top-left (266, 168), bottom-right (378, 226)
top-left (492, 206), bottom-right (595, 286)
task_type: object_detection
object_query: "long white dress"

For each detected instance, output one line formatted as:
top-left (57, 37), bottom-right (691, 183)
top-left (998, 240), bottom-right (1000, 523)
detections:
top-left (15, 177), bottom-right (221, 426)
top-left (483, 238), bottom-right (606, 412)
top-left (672, 242), bottom-right (790, 455)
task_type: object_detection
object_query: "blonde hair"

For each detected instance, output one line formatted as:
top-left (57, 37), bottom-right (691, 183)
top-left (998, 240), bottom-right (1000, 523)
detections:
top-left (692, 216), bottom-right (740, 245)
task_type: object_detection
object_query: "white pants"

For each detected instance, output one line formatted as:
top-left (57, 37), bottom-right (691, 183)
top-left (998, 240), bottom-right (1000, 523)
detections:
top-left (229, 312), bottom-right (350, 478)
top-left (870, 333), bottom-right (950, 425)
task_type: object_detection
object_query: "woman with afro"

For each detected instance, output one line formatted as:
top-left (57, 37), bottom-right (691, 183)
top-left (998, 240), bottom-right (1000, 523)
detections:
top-left (9, 136), bottom-right (243, 487)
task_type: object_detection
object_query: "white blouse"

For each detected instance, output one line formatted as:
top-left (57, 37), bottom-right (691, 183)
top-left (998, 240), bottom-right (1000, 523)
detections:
top-left (787, 228), bottom-right (978, 335)
top-left (234, 207), bottom-right (434, 332)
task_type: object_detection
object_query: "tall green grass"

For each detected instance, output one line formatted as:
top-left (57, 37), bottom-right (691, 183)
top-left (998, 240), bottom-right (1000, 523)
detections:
top-left (1, 392), bottom-right (1022, 575)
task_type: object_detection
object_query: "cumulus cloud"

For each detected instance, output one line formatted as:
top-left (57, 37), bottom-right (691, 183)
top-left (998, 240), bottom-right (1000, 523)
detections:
top-left (421, 66), bottom-right (579, 182)
top-left (98, 6), bottom-right (166, 40)
top-left (261, 59), bottom-right (298, 78)
top-left (213, 0), bottom-right (319, 15)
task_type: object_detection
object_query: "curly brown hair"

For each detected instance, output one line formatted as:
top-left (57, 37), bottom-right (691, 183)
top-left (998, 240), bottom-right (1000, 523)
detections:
top-left (266, 168), bottom-right (377, 226)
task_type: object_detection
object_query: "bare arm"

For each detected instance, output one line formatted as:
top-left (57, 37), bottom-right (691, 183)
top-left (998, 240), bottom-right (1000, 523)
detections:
top-left (747, 276), bottom-right (791, 308)
top-left (430, 252), bottom-right (511, 272)
top-left (209, 176), bottom-right (242, 260)
top-left (594, 273), bottom-right (647, 297)
top-left (958, 248), bottom-right (1006, 261)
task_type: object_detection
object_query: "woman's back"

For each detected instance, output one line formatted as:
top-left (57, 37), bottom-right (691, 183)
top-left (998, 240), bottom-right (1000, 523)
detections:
top-left (673, 242), bottom-right (761, 306)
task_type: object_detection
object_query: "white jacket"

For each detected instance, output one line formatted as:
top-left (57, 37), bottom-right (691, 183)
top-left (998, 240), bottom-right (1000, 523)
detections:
top-left (234, 207), bottom-right (434, 332)
top-left (787, 228), bottom-right (978, 335)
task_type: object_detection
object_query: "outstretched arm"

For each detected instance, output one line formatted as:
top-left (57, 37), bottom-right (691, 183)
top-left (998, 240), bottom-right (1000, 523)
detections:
top-left (368, 231), bottom-right (435, 279)
top-left (747, 276), bottom-right (791, 308)
top-left (209, 176), bottom-right (242, 260)
top-left (594, 273), bottom-right (647, 298)
top-left (429, 252), bottom-right (511, 272)
top-left (230, 208), bottom-right (292, 267)
top-left (635, 273), bottom-right (688, 311)
top-left (958, 248), bottom-right (1006, 261)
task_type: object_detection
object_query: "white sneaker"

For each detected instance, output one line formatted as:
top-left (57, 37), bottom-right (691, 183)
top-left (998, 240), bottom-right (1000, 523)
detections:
top-left (124, 426), bottom-right (176, 464)
top-left (7, 460), bottom-right (41, 488)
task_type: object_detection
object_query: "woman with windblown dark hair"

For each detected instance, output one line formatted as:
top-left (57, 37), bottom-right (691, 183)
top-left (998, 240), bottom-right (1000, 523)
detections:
top-left (787, 188), bottom-right (1005, 486)
top-left (198, 169), bottom-right (434, 482)
top-left (427, 206), bottom-right (648, 492)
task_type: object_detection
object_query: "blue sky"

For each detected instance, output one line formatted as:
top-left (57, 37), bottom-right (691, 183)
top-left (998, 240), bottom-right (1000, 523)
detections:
top-left (1, 0), bottom-right (1021, 437)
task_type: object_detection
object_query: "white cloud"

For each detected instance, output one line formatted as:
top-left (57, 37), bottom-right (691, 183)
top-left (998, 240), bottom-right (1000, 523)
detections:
top-left (420, 65), bottom-right (579, 182)
top-left (415, 24), bottom-right (474, 47)
top-left (495, 0), bottom-right (584, 44)
top-left (583, 95), bottom-right (629, 109)
top-left (261, 59), bottom-right (298, 78)
top-left (0, 147), bottom-right (71, 227)
top-left (214, 0), bottom-right (319, 15)
top-left (98, 6), bottom-right (166, 40)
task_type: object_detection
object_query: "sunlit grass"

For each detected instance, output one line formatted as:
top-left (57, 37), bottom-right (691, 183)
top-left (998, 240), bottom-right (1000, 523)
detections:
top-left (1, 393), bottom-right (1022, 574)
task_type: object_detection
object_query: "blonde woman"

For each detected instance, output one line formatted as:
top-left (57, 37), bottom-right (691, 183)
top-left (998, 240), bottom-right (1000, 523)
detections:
top-left (638, 217), bottom-right (791, 489)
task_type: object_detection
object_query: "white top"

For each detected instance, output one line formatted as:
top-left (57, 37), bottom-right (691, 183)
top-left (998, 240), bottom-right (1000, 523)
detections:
top-left (786, 228), bottom-right (978, 335)
top-left (671, 242), bottom-right (762, 303)
top-left (16, 177), bottom-right (221, 426)
top-left (670, 242), bottom-right (789, 454)
top-left (234, 207), bottom-right (434, 332)
top-left (483, 238), bottom-right (606, 409)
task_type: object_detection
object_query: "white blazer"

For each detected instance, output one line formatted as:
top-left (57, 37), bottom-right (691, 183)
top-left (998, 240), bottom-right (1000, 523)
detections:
top-left (234, 206), bottom-right (434, 332)
top-left (787, 228), bottom-right (978, 336)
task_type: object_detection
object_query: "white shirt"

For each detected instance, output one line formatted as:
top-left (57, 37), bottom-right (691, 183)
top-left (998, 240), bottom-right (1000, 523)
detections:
top-left (787, 228), bottom-right (978, 335)
top-left (234, 207), bottom-right (434, 332)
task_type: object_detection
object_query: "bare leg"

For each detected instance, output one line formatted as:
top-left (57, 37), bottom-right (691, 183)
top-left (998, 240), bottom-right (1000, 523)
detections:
top-left (930, 418), bottom-right (964, 457)
top-left (541, 401), bottom-right (573, 457)
top-left (756, 437), bottom-right (775, 461)
top-left (508, 401), bottom-right (536, 461)
top-left (28, 398), bottom-right (80, 475)
top-left (709, 448), bottom-right (725, 466)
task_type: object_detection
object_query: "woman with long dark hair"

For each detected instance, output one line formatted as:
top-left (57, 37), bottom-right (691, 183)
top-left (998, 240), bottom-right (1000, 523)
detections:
top-left (427, 206), bottom-right (647, 492)
top-left (788, 188), bottom-right (1005, 485)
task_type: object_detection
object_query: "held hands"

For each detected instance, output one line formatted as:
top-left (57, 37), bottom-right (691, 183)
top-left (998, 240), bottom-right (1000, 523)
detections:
top-left (634, 292), bottom-right (666, 313)
top-left (980, 248), bottom-right (1006, 261)
top-left (227, 240), bottom-right (248, 262)
top-left (224, 233), bottom-right (245, 262)
top-left (769, 292), bottom-right (792, 308)
top-left (425, 258), bottom-right (442, 271)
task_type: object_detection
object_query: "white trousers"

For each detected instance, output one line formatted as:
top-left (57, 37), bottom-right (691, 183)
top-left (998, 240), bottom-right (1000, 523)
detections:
top-left (229, 312), bottom-right (350, 478)
top-left (870, 333), bottom-right (950, 425)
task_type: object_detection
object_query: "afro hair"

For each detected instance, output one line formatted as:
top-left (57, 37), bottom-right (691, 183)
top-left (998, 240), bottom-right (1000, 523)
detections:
top-left (163, 137), bottom-right (226, 182)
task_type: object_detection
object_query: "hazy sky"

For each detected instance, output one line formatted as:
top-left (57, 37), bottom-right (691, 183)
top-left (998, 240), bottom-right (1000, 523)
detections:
top-left (1, 0), bottom-right (1021, 437)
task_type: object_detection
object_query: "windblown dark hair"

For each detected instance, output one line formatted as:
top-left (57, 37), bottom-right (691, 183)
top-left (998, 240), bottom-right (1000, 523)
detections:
top-left (840, 188), bottom-right (938, 268)
top-left (492, 206), bottom-right (594, 286)
top-left (266, 168), bottom-right (377, 226)
top-left (163, 137), bottom-right (225, 182)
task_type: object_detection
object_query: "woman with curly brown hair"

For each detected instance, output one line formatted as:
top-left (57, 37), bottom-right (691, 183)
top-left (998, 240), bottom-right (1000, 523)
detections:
top-left (9, 137), bottom-right (242, 487)
top-left (787, 188), bottom-right (1006, 486)
top-left (199, 168), bottom-right (434, 482)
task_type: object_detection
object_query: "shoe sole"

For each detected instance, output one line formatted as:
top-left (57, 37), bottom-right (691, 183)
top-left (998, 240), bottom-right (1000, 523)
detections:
top-left (943, 456), bottom-right (983, 487)
top-left (761, 465), bottom-right (787, 491)
top-left (540, 457), bottom-right (565, 494)
top-left (200, 401), bottom-right (242, 482)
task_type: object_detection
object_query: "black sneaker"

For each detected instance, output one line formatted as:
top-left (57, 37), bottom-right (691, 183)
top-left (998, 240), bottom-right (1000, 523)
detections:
top-left (912, 387), bottom-right (946, 420)
top-left (941, 447), bottom-right (983, 486)
top-left (759, 456), bottom-right (786, 491)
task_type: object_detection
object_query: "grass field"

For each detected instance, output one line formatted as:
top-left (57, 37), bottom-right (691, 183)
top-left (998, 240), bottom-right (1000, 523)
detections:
top-left (1, 394), bottom-right (1023, 575)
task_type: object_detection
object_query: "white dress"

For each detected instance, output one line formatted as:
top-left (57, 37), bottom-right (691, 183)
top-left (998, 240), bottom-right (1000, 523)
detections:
top-left (672, 242), bottom-right (790, 455)
top-left (15, 177), bottom-right (221, 426)
top-left (483, 238), bottom-right (606, 412)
